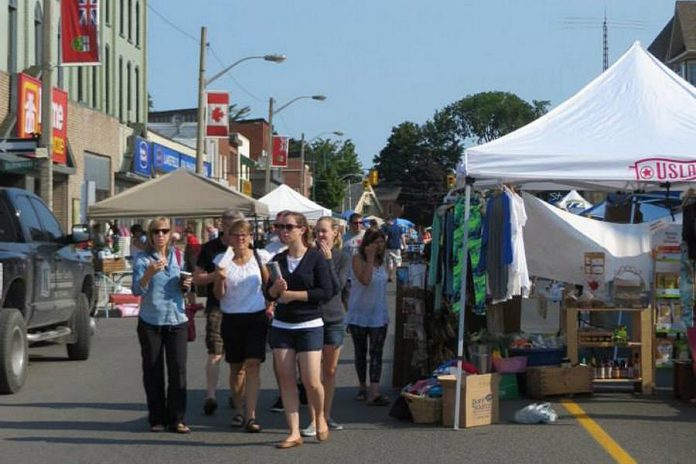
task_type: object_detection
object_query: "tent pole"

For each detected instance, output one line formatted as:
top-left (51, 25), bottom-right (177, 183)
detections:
top-left (453, 181), bottom-right (472, 430)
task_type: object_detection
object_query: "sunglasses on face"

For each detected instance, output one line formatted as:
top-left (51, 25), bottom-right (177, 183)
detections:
top-left (228, 233), bottom-right (249, 238)
top-left (351, 221), bottom-right (362, 225)
top-left (274, 223), bottom-right (302, 231)
top-left (151, 228), bottom-right (170, 235)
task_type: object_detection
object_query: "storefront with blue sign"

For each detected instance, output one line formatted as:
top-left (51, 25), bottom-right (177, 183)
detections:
top-left (132, 137), bottom-right (211, 178)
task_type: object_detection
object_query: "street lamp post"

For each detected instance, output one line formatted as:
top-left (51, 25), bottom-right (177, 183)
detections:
top-left (194, 26), bottom-right (285, 174)
top-left (264, 95), bottom-right (326, 194)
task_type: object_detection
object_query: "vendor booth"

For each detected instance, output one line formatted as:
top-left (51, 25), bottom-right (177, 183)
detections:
top-left (394, 42), bottom-right (696, 429)
top-left (259, 184), bottom-right (331, 222)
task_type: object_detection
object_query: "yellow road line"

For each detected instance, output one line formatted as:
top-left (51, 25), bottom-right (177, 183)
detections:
top-left (561, 399), bottom-right (637, 464)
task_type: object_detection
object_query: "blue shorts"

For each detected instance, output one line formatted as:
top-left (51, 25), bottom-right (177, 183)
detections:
top-left (269, 326), bottom-right (323, 353)
top-left (323, 320), bottom-right (345, 347)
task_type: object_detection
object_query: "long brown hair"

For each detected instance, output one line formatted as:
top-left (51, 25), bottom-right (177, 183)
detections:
top-left (316, 216), bottom-right (342, 250)
top-left (358, 228), bottom-right (386, 266)
top-left (282, 211), bottom-right (312, 248)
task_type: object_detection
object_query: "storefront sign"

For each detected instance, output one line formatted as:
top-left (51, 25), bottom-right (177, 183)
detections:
top-left (631, 158), bottom-right (696, 182)
top-left (241, 179), bottom-right (252, 196)
top-left (61, 0), bottom-right (101, 65)
top-left (51, 88), bottom-right (68, 165)
top-left (132, 137), bottom-right (151, 177)
top-left (206, 91), bottom-right (229, 137)
top-left (272, 135), bottom-right (288, 167)
top-left (152, 142), bottom-right (211, 177)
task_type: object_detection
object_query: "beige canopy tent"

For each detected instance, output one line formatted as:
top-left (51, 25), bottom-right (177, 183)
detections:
top-left (88, 169), bottom-right (269, 219)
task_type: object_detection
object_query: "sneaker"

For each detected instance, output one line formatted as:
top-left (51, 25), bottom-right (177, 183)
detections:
top-left (300, 423), bottom-right (316, 437)
top-left (298, 383), bottom-right (308, 405)
top-left (270, 397), bottom-right (284, 412)
top-left (203, 397), bottom-right (218, 416)
top-left (327, 417), bottom-right (344, 431)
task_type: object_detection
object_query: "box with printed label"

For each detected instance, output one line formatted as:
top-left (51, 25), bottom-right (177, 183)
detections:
top-left (438, 373), bottom-right (499, 428)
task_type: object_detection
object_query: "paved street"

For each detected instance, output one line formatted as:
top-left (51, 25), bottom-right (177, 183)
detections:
top-left (1, 285), bottom-right (695, 463)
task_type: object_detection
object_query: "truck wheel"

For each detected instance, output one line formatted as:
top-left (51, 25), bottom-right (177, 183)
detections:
top-left (0, 309), bottom-right (29, 394)
top-left (67, 294), bottom-right (91, 361)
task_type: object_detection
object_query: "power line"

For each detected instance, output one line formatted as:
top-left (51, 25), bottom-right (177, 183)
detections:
top-left (147, 3), bottom-right (199, 44)
top-left (207, 47), bottom-right (265, 104)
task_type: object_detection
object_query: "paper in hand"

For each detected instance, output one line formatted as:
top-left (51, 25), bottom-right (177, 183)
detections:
top-left (267, 261), bottom-right (282, 282)
top-left (216, 247), bottom-right (235, 269)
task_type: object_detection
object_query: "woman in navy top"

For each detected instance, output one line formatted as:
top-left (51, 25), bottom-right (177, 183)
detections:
top-left (132, 217), bottom-right (193, 434)
top-left (268, 212), bottom-right (333, 449)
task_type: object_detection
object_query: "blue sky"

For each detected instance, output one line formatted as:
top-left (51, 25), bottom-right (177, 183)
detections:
top-left (148, 0), bottom-right (678, 169)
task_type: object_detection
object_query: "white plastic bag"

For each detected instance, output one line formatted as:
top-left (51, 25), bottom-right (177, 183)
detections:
top-left (514, 402), bottom-right (559, 424)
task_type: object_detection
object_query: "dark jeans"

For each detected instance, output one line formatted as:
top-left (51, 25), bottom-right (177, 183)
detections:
top-left (137, 319), bottom-right (188, 427)
top-left (348, 324), bottom-right (388, 384)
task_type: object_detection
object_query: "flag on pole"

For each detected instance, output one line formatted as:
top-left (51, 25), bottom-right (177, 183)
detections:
top-left (61, 0), bottom-right (100, 65)
top-left (272, 135), bottom-right (289, 167)
top-left (206, 91), bottom-right (230, 137)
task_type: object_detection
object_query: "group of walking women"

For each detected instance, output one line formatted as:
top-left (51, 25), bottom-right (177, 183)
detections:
top-left (131, 210), bottom-right (391, 449)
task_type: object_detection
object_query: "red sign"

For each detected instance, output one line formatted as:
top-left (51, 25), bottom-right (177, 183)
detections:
top-left (272, 135), bottom-right (289, 167)
top-left (17, 74), bottom-right (69, 165)
top-left (17, 74), bottom-right (41, 138)
top-left (206, 91), bottom-right (229, 137)
top-left (51, 88), bottom-right (68, 165)
top-left (632, 158), bottom-right (696, 182)
top-left (61, 0), bottom-right (100, 65)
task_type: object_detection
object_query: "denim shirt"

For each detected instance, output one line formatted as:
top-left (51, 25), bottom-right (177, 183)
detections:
top-left (132, 247), bottom-right (188, 326)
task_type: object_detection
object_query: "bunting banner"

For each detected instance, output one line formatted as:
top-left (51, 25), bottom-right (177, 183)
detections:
top-left (272, 135), bottom-right (289, 167)
top-left (61, 0), bottom-right (100, 65)
top-left (206, 91), bottom-right (230, 137)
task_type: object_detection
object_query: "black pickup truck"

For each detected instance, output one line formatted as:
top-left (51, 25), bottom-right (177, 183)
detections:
top-left (0, 187), bottom-right (95, 394)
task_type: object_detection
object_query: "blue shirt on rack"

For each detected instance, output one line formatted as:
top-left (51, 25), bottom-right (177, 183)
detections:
top-left (132, 247), bottom-right (188, 326)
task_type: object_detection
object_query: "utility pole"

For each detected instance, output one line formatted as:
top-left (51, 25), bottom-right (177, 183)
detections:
top-left (299, 132), bottom-right (305, 196)
top-left (264, 97), bottom-right (275, 194)
top-left (39, 0), bottom-right (53, 208)
top-left (195, 26), bottom-right (207, 174)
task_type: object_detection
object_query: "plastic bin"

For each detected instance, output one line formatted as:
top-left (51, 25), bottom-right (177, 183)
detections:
top-left (509, 348), bottom-right (564, 367)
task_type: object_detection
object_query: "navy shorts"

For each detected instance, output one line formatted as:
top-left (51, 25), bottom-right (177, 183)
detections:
top-left (269, 325), bottom-right (323, 353)
top-left (221, 310), bottom-right (268, 363)
top-left (323, 320), bottom-right (345, 347)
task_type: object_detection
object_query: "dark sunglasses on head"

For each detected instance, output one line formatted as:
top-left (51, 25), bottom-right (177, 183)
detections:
top-left (274, 223), bottom-right (302, 231)
top-left (151, 228), bottom-right (171, 235)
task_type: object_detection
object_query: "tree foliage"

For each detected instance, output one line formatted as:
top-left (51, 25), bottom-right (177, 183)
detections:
top-left (372, 91), bottom-right (549, 225)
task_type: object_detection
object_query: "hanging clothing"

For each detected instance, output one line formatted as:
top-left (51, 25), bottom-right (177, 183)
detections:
top-left (506, 188), bottom-right (531, 300)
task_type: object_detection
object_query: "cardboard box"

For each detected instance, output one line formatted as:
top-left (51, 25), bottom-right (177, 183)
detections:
top-left (525, 365), bottom-right (592, 399)
top-left (438, 374), bottom-right (499, 428)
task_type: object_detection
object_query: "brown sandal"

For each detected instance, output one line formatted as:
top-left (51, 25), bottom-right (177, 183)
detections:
top-left (276, 437), bottom-right (303, 449)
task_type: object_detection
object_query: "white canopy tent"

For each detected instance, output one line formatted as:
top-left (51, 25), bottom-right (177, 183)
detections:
top-left (259, 184), bottom-right (332, 221)
top-left (450, 42), bottom-right (696, 429)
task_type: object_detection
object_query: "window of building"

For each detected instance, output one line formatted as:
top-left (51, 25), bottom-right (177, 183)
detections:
top-left (135, 66), bottom-right (140, 122)
top-left (84, 153), bottom-right (111, 202)
top-left (105, 45), bottom-right (110, 113)
top-left (135, 1), bottom-right (141, 46)
top-left (119, 0), bottom-right (124, 36)
top-left (78, 68), bottom-right (84, 102)
top-left (126, 61), bottom-right (132, 118)
top-left (92, 67), bottom-right (98, 108)
top-left (105, 0), bottom-right (111, 25)
top-left (119, 56), bottom-right (123, 120)
top-left (34, 2), bottom-right (43, 67)
top-left (686, 61), bottom-right (696, 87)
top-left (8, 0), bottom-right (18, 74)
top-left (128, 0), bottom-right (132, 41)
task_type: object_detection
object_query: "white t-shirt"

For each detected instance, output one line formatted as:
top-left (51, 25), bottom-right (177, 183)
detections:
top-left (215, 250), bottom-right (269, 314)
top-left (265, 237), bottom-right (287, 258)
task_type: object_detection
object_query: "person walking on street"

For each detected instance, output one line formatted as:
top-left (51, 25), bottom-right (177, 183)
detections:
top-left (301, 216), bottom-right (350, 437)
top-left (346, 228), bottom-right (391, 406)
top-left (132, 217), bottom-right (193, 433)
top-left (267, 212), bottom-right (334, 449)
top-left (383, 217), bottom-right (406, 282)
top-left (193, 210), bottom-right (245, 416)
top-left (213, 219), bottom-right (270, 432)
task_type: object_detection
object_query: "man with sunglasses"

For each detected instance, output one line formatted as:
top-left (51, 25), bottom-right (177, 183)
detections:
top-left (193, 209), bottom-right (245, 416)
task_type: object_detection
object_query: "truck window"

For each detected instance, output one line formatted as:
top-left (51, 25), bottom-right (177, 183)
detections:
top-left (30, 197), bottom-right (64, 241)
top-left (0, 197), bottom-right (19, 242)
top-left (13, 195), bottom-right (45, 242)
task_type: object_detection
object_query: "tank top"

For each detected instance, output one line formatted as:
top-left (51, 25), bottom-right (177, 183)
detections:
top-left (345, 263), bottom-right (389, 327)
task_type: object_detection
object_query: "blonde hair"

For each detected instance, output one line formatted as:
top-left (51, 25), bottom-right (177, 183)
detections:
top-left (316, 216), bottom-right (342, 250)
top-left (145, 216), bottom-right (172, 250)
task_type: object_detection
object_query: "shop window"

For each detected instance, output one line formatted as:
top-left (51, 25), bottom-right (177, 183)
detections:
top-left (78, 68), bottom-right (84, 102)
top-left (127, 61), bottom-right (132, 118)
top-left (119, 0), bottom-right (124, 36)
top-left (8, 0), bottom-right (17, 74)
top-left (84, 153), bottom-right (111, 202)
top-left (34, 2), bottom-right (43, 67)
top-left (118, 56), bottom-right (123, 120)
top-left (135, 66), bottom-right (140, 122)
top-left (92, 67), bottom-right (98, 108)
top-left (135, 1), bottom-right (140, 46)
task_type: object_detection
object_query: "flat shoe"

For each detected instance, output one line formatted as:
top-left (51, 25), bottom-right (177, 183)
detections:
top-left (317, 428), bottom-right (330, 442)
top-left (300, 423), bottom-right (316, 437)
top-left (276, 437), bottom-right (303, 449)
top-left (170, 423), bottom-right (191, 434)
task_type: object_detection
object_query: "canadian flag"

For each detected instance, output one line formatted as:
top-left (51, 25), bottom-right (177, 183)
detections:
top-left (206, 91), bottom-right (229, 137)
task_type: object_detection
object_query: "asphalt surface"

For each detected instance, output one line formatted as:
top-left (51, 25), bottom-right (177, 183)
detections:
top-left (1, 284), bottom-right (696, 463)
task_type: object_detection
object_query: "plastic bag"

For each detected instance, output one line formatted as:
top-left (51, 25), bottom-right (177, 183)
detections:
top-left (514, 402), bottom-right (559, 424)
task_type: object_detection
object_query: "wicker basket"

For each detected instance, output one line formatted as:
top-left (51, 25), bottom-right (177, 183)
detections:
top-left (402, 392), bottom-right (442, 424)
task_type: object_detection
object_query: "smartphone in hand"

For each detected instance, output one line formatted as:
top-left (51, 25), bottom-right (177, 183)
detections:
top-left (267, 261), bottom-right (282, 282)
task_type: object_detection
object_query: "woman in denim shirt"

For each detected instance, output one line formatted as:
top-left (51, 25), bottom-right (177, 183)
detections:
top-left (132, 217), bottom-right (193, 434)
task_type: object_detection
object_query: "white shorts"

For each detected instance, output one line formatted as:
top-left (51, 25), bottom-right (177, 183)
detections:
top-left (387, 248), bottom-right (402, 269)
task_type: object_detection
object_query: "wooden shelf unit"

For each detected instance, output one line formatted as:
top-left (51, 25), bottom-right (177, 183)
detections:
top-left (566, 306), bottom-right (654, 394)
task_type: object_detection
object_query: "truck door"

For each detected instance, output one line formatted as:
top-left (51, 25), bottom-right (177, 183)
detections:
top-left (12, 194), bottom-right (56, 327)
top-left (29, 197), bottom-right (77, 324)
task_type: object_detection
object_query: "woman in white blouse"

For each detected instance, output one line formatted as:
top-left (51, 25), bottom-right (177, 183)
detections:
top-left (213, 219), bottom-right (269, 433)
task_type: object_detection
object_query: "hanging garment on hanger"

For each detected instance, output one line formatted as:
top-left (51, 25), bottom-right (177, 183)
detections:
top-left (467, 197), bottom-right (487, 314)
top-left (506, 188), bottom-right (531, 300)
top-left (483, 192), bottom-right (512, 304)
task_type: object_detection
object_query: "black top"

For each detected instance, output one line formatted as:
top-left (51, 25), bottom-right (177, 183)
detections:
top-left (272, 248), bottom-right (333, 324)
top-left (196, 237), bottom-right (227, 309)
